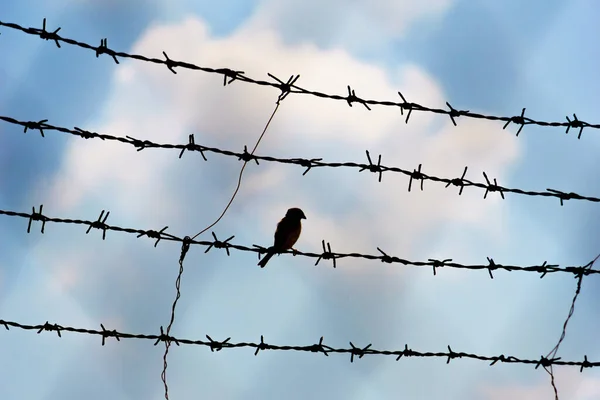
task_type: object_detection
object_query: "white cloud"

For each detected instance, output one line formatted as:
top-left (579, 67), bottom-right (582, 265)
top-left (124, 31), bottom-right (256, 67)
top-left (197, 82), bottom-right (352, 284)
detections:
top-left (36, 14), bottom-right (524, 399)
top-left (45, 14), bottom-right (520, 273)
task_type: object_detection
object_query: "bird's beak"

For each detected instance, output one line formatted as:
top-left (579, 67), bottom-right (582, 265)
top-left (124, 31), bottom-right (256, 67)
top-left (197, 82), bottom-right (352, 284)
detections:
top-left (302, 215), bottom-right (307, 219)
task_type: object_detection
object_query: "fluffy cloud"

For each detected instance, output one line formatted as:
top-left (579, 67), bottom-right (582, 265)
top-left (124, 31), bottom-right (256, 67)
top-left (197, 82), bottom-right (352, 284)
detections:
top-left (43, 15), bottom-right (521, 279)
top-left (36, 13), bottom-right (524, 399)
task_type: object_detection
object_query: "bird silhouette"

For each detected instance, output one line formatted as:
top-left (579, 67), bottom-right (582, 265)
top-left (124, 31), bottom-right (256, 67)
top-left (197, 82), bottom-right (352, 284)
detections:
top-left (258, 207), bottom-right (306, 268)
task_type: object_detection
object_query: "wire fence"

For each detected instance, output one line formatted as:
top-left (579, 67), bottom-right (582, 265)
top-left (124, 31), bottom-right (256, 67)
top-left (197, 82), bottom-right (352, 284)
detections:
top-left (0, 18), bottom-right (598, 139)
top-left (0, 15), bottom-right (597, 400)
top-left (2, 115), bottom-right (599, 206)
top-left (2, 198), bottom-right (599, 400)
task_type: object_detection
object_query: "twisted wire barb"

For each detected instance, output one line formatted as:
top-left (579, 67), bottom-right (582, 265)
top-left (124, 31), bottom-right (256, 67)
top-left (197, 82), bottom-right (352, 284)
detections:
top-left (2, 206), bottom-right (598, 278)
top-left (1, 318), bottom-right (598, 369)
top-left (2, 116), bottom-right (598, 206)
top-left (0, 18), bottom-right (598, 139)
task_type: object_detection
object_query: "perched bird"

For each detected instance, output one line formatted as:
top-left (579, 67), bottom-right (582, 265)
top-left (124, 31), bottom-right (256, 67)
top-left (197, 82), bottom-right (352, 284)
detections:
top-left (258, 207), bottom-right (307, 268)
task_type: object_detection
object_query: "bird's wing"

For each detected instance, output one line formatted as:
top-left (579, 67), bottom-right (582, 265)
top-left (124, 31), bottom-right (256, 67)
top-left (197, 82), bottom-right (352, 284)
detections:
top-left (273, 218), bottom-right (289, 249)
top-left (274, 217), bottom-right (301, 250)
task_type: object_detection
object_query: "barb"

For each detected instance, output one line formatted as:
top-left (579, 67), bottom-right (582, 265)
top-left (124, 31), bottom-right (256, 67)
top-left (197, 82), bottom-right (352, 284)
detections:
top-left (1, 18), bottom-right (599, 138)
top-left (542, 254), bottom-right (600, 400)
top-left (1, 206), bottom-right (598, 278)
top-left (2, 318), bottom-right (598, 369)
top-left (2, 116), bottom-right (599, 206)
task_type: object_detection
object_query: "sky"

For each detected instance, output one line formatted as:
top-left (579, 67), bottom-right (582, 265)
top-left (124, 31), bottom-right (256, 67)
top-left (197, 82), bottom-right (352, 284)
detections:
top-left (1, 0), bottom-right (600, 399)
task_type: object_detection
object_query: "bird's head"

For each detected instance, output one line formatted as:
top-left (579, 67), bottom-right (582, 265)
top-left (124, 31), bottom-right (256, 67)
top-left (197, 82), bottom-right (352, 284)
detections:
top-left (286, 207), bottom-right (307, 220)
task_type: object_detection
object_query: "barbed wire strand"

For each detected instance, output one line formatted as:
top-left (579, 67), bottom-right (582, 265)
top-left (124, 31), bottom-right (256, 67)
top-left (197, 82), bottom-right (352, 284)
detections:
top-left (1, 318), bottom-right (598, 369)
top-left (2, 115), bottom-right (599, 207)
top-left (2, 206), bottom-right (599, 279)
top-left (542, 254), bottom-right (600, 400)
top-left (160, 86), bottom-right (292, 398)
top-left (0, 18), bottom-right (598, 139)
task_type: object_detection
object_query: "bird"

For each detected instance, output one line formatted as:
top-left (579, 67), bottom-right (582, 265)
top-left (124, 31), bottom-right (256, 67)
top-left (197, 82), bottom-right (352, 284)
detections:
top-left (258, 207), bottom-right (307, 268)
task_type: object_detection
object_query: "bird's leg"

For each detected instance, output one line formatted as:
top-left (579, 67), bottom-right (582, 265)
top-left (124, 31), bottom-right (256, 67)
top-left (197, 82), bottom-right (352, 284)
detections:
top-left (291, 247), bottom-right (299, 256)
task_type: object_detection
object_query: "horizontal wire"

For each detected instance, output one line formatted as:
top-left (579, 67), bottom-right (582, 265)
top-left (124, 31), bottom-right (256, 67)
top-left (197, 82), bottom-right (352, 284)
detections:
top-left (1, 318), bottom-right (597, 369)
top-left (0, 18), bottom-right (597, 139)
top-left (2, 115), bottom-right (598, 206)
top-left (2, 205), bottom-right (597, 278)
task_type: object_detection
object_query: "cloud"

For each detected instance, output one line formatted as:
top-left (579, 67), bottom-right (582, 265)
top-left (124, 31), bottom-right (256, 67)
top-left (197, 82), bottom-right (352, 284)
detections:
top-left (42, 13), bottom-right (523, 311)
top-left (35, 13), bottom-right (523, 399)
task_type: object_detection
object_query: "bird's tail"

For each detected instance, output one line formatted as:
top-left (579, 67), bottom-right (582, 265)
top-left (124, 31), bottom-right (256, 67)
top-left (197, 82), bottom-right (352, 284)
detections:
top-left (258, 249), bottom-right (276, 268)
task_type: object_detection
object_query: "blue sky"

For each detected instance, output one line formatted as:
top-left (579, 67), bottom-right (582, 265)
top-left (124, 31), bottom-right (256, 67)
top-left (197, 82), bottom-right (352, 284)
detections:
top-left (1, 0), bottom-right (600, 399)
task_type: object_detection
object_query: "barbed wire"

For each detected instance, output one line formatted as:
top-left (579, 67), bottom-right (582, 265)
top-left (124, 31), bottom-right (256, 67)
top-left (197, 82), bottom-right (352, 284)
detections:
top-left (0, 18), bottom-right (598, 139)
top-left (2, 115), bottom-right (598, 206)
top-left (1, 17), bottom-right (597, 400)
top-left (2, 205), bottom-right (598, 278)
top-left (1, 318), bottom-right (597, 370)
